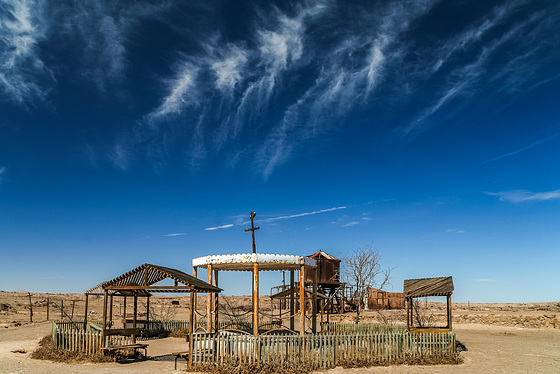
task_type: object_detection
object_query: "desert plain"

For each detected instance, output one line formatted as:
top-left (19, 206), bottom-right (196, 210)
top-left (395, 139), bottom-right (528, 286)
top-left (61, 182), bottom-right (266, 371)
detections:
top-left (1, 291), bottom-right (559, 373)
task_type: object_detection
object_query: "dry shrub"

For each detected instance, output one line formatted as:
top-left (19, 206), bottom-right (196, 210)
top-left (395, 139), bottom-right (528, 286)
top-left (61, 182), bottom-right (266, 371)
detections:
top-left (190, 353), bottom-right (463, 374)
top-left (191, 358), bottom-right (320, 374)
top-left (31, 335), bottom-right (113, 363)
top-left (169, 328), bottom-right (189, 338)
top-left (338, 353), bottom-right (463, 368)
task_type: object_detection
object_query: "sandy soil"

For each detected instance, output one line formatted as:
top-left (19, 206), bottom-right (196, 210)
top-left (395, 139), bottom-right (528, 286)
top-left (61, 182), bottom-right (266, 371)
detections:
top-left (1, 321), bottom-right (559, 373)
top-left (1, 292), bottom-right (559, 373)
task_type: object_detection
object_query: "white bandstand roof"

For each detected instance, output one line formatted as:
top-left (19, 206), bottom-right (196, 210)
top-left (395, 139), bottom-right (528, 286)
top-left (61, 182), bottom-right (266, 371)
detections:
top-left (192, 253), bottom-right (317, 271)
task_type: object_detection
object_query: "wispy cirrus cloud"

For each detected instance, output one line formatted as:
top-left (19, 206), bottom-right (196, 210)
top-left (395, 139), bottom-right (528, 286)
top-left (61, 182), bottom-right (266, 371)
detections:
top-left (404, 1), bottom-right (553, 134)
top-left (148, 61), bottom-right (199, 121)
top-left (0, 166), bottom-right (6, 182)
top-left (485, 189), bottom-right (560, 203)
top-left (120, 0), bottom-right (560, 177)
top-left (258, 0), bottom-right (437, 176)
top-left (0, 0), bottom-right (51, 105)
top-left (54, 1), bottom-right (169, 92)
top-left (205, 206), bottom-right (347, 231)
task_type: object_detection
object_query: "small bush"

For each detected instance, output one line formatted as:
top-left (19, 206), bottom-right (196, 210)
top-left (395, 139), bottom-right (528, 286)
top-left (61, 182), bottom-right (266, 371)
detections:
top-left (31, 335), bottom-right (113, 363)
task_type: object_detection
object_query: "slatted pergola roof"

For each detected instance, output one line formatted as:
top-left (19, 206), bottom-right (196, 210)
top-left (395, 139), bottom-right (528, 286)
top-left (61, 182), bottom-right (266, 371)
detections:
top-left (85, 263), bottom-right (222, 296)
top-left (403, 276), bottom-right (454, 298)
top-left (271, 286), bottom-right (328, 300)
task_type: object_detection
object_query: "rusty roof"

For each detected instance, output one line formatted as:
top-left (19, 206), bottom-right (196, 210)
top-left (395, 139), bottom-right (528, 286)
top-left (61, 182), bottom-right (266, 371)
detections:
top-left (85, 263), bottom-right (222, 295)
top-left (308, 250), bottom-right (341, 262)
top-left (403, 276), bottom-right (454, 298)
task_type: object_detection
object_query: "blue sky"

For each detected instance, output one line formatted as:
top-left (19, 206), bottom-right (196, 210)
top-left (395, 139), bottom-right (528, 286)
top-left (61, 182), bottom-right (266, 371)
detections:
top-left (1, 0), bottom-right (559, 303)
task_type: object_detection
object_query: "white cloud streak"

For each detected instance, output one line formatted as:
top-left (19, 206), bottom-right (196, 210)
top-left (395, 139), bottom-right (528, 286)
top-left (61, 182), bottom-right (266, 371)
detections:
top-left (486, 189), bottom-right (560, 203)
top-left (205, 224), bottom-right (234, 231)
top-left (260, 206), bottom-right (347, 223)
top-left (446, 229), bottom-right (466, 234)
top-left (204, 206), bottom-right (347, 231)
top-left (0, 166), bottom-right (6, 182)
top-left (483, 134), bottom-right (558, 164)
top-left (163, 232), bottom-right (186, 237)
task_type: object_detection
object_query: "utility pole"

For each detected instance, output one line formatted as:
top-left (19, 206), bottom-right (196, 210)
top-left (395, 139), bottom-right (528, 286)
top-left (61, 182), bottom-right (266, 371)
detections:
top-left (244, 212), bottom-right (260, 254)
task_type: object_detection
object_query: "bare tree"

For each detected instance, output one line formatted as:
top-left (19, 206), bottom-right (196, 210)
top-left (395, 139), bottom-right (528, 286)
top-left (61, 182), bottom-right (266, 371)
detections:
top-left (343, 245), bottom-right (390, 323)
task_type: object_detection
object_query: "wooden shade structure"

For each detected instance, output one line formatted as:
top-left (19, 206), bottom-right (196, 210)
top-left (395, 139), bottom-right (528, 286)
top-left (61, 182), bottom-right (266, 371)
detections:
top-left (192, 253), bottom-right (318, 336)
top-left (85, 263), bottom-right (221, 362)
top-left (403, 276), bottom-right (454, 333)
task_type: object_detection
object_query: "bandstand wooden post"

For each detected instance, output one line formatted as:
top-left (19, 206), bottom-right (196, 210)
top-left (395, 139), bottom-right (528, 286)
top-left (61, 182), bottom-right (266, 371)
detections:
top-left (312, 266), bottom-right (318, 333)
top-left (83, 294), bottom-right (89, 329)
top-left (253, 263), bottom-right (259, 336)
top-left (132, 295), bottom-right (137, 344)
top-left (102, 289), bottom-right (108, 348)
top-left (213, 269), bottom-right (219, 335)
top-left (300, 264), bottom-right (306, 335)
top-left (290, 270), bottom-right (295, 331)
top-left (207, 264), bottom-right (213, 333)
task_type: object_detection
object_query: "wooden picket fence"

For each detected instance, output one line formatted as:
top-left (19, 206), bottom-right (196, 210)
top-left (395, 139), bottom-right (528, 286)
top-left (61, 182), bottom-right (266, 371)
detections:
top-left (51, 321), bottom-right (131, 355)
top-left (52, 320), bottom-right (455, 367)
top-left (190, 330), bottom-right (456, 367)
top-left (322, 322), bottom-right (407, 334)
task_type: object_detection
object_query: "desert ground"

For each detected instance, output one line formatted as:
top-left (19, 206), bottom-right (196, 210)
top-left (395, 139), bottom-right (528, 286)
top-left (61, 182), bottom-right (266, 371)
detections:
top-left (1, 291), bottom-right (559, 373)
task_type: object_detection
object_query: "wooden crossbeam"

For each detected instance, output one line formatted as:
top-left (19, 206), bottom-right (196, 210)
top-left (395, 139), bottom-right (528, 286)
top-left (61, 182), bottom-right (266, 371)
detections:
top-left (104, 286), bottom-right (195, 291)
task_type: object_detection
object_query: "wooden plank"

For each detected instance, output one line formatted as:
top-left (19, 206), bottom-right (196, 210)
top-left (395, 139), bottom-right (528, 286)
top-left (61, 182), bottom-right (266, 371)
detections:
top-left (253, 263), bottom-right (259, 336)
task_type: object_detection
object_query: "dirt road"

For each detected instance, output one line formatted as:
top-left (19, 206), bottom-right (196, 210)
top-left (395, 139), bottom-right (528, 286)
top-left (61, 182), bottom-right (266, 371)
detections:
top-left (1, 322), bottom-right (558, 373)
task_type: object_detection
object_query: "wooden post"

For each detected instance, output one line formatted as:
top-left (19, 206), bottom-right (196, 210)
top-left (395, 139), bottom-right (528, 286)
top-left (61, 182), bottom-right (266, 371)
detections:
top-left (123, 296), bottom-right (127, 319)
top-left (108, 296), bottom-right (113, 326)
top-left (132, 295), bottom-right (137, 344)
top-left (192, 267), bottom-right (198, 320)
top-left (447, 294), bottom-right (452, 330)
top-left (300, 265), bottom-right (305, 335)
top-left (207, 264), bottom-right (213, 333)
top-left (146, 296), bottom-right (150, 327)
top-left (253, 263), bottom-right (259, 336)
top-left (190, 265), bottom-right (198, 368)
top-left (188, 291), bottom-right (195, 369)
top-left (213, 269), bottom-right (219, 336)
top-left (406, 298), bottom-right (411, 330)
top-left (312, 267), bottom-right (318, 333)
top-left (102, 290), bottom-right (108, 348)
top-left (290, 270), bottom-right (295, 331)
top-left (71, 300), bottom-right (75, 321)
top-left (47, 296), bottom-right (50, 321)
top-left (28, 293), bottom-right (33, 323)
top-left (83, 295), bottom-right (88, 329)
top-left (320, 299), bottom-right (324, 332)
top-left (60, 299), bottom-right (64, 320)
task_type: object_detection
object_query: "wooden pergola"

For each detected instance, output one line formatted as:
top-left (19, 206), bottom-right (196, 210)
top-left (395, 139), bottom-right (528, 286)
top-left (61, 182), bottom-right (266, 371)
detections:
top-left (404, 276), bottom-right (454, 333)
top-left (85, 263), bottom-right (221, 359)
top-left (192, 253), bottom-right (318, 336)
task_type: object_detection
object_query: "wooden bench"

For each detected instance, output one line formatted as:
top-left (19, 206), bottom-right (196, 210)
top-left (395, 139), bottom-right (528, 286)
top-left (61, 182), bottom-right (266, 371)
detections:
top-left (102, 343), bottom-right (148, 362)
